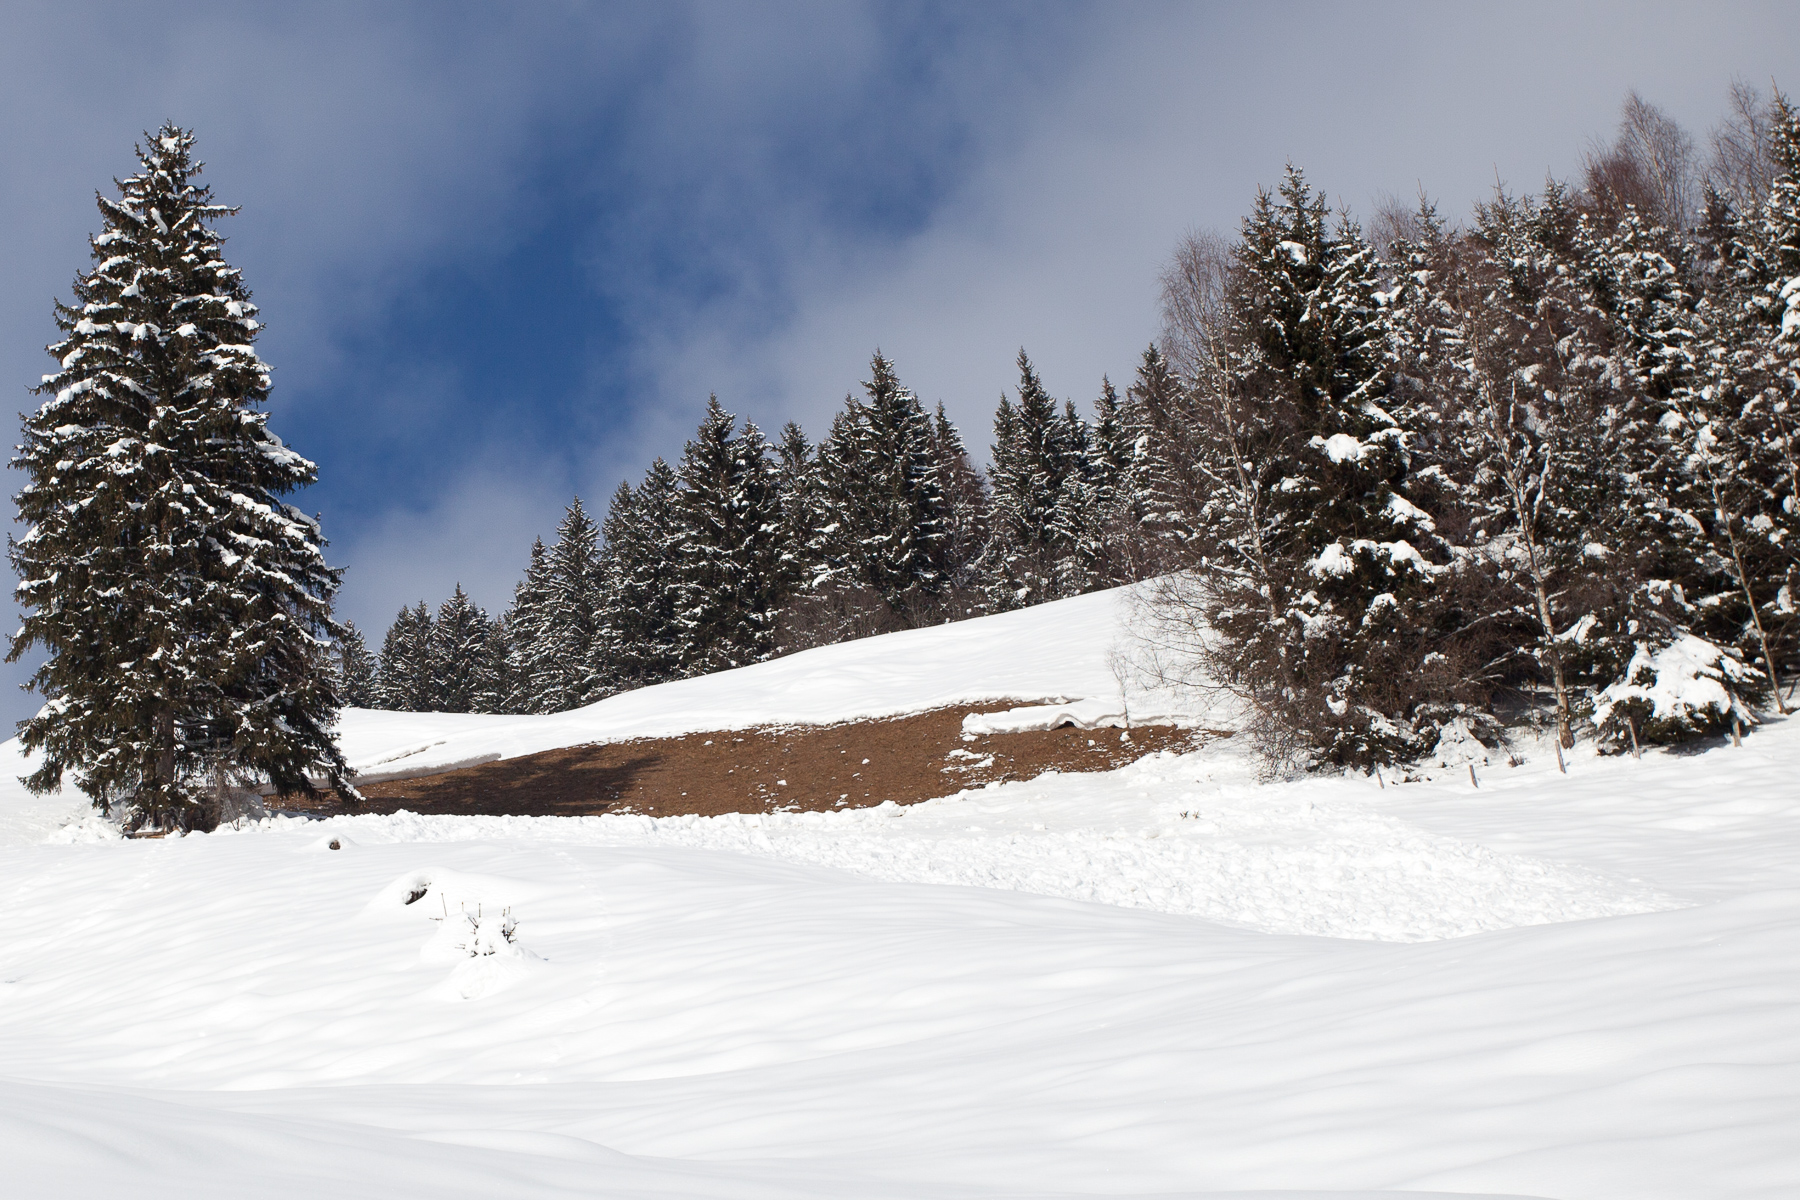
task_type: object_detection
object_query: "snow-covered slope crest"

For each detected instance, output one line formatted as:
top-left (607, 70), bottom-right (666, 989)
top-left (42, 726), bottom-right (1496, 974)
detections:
top-left (332, 585), bottom-right (1191, 775)
top-left (0, 584), bottom-right (1183, 842)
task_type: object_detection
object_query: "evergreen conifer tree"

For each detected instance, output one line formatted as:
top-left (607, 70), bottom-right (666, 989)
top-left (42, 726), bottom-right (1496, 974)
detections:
top-left (431, 585), bottom-right (491, 713)
top-left (773, 421), bottom-right (824, 595)
top-left (596, 459), bottom-right (685, 688)
top-left (474, 615), bottom-right (513, 715)
top-left (671, 397), bottom-right (786, 673)
top-left (988, 351), bottom-right (1081, 606)
top-left (502, 538), bottom-right (556, 713)
top-left (540, 498), bottom-right (601, 711)
top-left (335, 622), bottom-right (378, 709)
top-left (7, 125), bottom-right (352, 827)
top-left (375, 602), bottom-right (436, 711)
top-left (1178, 167), bottom-right (1455, 767)
top-left (928, 401), bottom-right (992, 597)
top-left (810, 353), bottom-right (950, 617)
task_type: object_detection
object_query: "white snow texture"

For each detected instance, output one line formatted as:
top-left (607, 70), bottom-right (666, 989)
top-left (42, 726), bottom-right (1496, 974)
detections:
top-left (1, 583), bottom-right (1796, 1199)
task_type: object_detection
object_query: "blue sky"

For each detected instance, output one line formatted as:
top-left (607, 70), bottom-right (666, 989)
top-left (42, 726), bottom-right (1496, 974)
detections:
top-left (1, 1), bottom-right (1796, 728)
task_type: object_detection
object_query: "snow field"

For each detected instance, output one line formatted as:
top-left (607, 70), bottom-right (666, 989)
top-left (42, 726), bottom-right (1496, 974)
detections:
top-left (1, 805), bottom-right (1795, 1198)
top-left (274, 738), bottom-right (1682, 942)
top-left (3, 582), bottom-right (1798, 1197)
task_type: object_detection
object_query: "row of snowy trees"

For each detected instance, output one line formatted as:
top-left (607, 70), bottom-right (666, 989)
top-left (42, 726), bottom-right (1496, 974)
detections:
top-left (1142, 84), bottom-right (1800, 769)
top-left (351, 81), bottom-right (1800, 774)
top-left (354, 348), bottom-right (1170, 715)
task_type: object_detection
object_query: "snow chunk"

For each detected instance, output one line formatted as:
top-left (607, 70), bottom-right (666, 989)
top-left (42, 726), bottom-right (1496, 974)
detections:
top-left (1315, 433), bottom-right (1368, 463)
top-left (1593, 635), bottom-right (1760, 742)
top-left (1311, 542), bottom-right (1356, 577)
top-left (963, 699), bottom-right (1127, 735)
top-left (1385, 491), bottom-right (1435, 531)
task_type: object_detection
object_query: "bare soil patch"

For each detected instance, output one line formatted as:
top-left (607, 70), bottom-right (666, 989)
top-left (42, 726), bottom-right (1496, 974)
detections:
top-left (275, 706), bottom-right (1222, 819)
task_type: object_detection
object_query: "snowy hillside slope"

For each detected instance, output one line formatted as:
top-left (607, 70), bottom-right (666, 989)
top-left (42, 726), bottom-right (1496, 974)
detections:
top-left (0, 584), bottom-right (1190, 843)
top-left (327, 584), bottom-right (1196, 772)
top-left (2, 718), bottom-right (1798, 1197)
top-left (3, 583), bottom-right (1798, 1197)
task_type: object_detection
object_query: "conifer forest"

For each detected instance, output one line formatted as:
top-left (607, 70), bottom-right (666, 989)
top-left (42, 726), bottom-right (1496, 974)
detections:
top-left (356, 84), bottom-right (1800, 773)
top-left (11, 83), bottom-right (1800, 835)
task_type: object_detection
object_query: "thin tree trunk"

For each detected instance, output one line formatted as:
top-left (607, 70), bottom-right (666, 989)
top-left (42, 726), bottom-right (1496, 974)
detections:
top-left (1712, 479), bottom-right (1790, 714)
top-left (153, 708), bottom-right (176, 823)
top-left (1488, 381), bottom-right (1575, 750)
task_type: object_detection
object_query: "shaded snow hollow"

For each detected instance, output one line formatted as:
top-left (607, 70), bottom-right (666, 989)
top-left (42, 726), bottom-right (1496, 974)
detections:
top-left (2, 582), bottom-right (1798, 1198)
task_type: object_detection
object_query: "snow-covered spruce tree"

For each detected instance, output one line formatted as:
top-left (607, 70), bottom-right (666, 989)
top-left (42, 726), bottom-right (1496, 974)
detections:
top-left (501, 538), bottom-right (556, 713)
top-left (670, 397), bottom-right (787, 673)
top-left (430, 585), bottom-right (491, 713)
top-left (375, 602), bottom-right (435, 711)
top-left (473, 615), bottom-right (514, 715)
top-left (772, 421), bottom-right (823, 596)
top-left (1594, 209), bottom-right (1778, 732)
top-left (595, 460), bottom-right (686, 689)
top-left (809, 353), bottom-right (951, 618)
top-left (1127, 343), bottom-right (1204, 567)
top-left (1051, 378), bottom-right (1154, 593)
top-left (1698, 87), bottom-right (1800, 702)
top-left (334, 622), bottom-right (378, 709)
top-left (540, 497), bottom-right (602, 711)
top-left (927, 400), bottom-right (993, 601)
top-left (987, 351), bottom-right (1085, 608)
top-left (1169, 168), bottom-right (1460, 770)
top-left (8, 125), bottom-right (353, 828)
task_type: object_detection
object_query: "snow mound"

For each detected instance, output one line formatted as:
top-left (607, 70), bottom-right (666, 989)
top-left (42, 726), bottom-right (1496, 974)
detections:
top-left (962, 697), bottom-right (1134, 734)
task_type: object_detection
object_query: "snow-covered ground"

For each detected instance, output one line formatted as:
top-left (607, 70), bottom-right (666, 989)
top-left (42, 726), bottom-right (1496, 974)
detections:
top-left (2, 585), bottom-right (1797, 1198)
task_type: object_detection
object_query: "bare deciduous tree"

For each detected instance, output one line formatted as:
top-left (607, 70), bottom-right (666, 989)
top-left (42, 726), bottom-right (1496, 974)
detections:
top-left (1157, 227), bottom-right (1233, 383)
top-left (1584, 90), bottom-right (1697, 229)
top-left (1708, 78), bottom-right (1778, 213)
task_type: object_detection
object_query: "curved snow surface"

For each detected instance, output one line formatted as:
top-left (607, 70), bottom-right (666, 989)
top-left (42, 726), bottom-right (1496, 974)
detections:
top-left (269, 746), bottom-right (1679, 943)
top-left (4, 584), bottom-right (1800, 1197)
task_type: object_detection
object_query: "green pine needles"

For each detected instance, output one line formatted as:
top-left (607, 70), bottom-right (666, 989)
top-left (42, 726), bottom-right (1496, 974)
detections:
top-left (8, 124), bottom-right (355, 830)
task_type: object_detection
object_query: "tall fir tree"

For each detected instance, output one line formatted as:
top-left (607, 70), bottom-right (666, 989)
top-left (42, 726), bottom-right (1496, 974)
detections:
top-left (8, 125), bottom-right (352, 828)
top-left (671, 397), bottom-right (786, 673)
top-left (1186, 167), bottom-right (1455, 767)
top-left (375, 602), bottom-right (436, 711)
top-left (810, 353), bottom-right (951, 617)
top-left (473, 615), bottom-right (514, 715)
top-left (430, 585), bottom-right (491, 713)
top-left (540, 498), bottom-right (602, 711)
top-left (335, 622), bottom-right (378, 709)
top-left (502, 538), bottom-right (556, 713)
top-left (595, 459), bottom-right (686, 690)
top-left (773, 421), bottom-right (824, 595)
top-left (927, 400), bottom-right (992, 597)
top-left (988, 351), bottom-right (1083, 607)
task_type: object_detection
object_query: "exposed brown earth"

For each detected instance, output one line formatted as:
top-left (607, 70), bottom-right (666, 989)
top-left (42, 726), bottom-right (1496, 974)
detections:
top-left (274, 705), bottom-right (1224, 819)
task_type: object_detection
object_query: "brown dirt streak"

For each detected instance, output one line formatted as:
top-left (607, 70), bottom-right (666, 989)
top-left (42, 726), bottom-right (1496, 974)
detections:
top-left (276, 705), bottom-right (1224, 820)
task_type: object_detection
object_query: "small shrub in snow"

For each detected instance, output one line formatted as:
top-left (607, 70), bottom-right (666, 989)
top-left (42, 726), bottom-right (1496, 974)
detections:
top-left (1592, 635), bottom-right (1765, 748)
top-left (442, 906), bottom-right (520, 958)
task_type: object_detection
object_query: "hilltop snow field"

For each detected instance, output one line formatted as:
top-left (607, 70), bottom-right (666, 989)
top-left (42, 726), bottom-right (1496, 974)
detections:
top-left (2, 583), bottom-right (1798, 1198)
